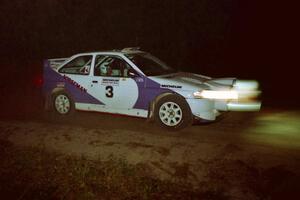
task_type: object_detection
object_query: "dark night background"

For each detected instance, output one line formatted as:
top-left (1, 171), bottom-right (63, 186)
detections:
top-left (0, 0), bottom-right (298, 108)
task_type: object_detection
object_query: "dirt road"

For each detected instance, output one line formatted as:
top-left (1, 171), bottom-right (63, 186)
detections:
top-left (1, 108), bottom-right (300, 198)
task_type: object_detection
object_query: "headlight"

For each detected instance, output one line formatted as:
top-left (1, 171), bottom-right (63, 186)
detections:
top-left (193, 90), bottom-right (238, 100)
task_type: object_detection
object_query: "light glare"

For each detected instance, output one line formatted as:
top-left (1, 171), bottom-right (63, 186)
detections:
top-left (234, 80), bottom-right (259, 90)
top-left (198, 90), bottom-right (238, 100)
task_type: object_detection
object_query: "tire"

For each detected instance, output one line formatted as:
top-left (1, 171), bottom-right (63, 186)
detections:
top-left (154, 94), bottom-right (193, 130)
top-left (52, 91), bottom-right (74, 115)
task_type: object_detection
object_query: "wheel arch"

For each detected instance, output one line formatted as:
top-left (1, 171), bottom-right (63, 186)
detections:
top-left (45, 87), bottom-right (73, 111)
top-left (147, 91), bottom-right (190, 120)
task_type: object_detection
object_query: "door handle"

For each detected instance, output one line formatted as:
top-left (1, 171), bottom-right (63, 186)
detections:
top-left (92, 80), bottom-right (98, 83)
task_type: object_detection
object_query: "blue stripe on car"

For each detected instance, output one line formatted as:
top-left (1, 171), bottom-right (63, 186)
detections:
top-left (133, 77), bottom-right (171, 110)
top-left (43, 60), bottom-right (103, 105)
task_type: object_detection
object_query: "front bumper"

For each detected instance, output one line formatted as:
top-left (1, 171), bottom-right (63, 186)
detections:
top-left (187, 98), bottom-right (261, 121)
top-left (227, 101), bottom-right (261, 111)
top-left (188, 79), bottom-right (261, 120)
top-left (215, 99), bottom-right (261, 112)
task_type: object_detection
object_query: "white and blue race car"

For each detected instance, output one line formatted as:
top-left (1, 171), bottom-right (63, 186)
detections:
top-left (43, 47), bottom-right (261, 130)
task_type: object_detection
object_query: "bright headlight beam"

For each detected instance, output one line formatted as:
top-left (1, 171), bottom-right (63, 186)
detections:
top-left (234, 80), bottom-right (259, 90)
top-left (194, 90), bottom-right (238, 100)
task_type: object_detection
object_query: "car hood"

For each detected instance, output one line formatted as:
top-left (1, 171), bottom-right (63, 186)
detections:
top-left (148, 72), bottom-right (236, 91)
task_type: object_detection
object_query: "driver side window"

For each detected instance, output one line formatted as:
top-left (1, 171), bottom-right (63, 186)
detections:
top-left (94, 55), bottom-right (133, 77)
top-left (59, 55), bottom-right (92, 75)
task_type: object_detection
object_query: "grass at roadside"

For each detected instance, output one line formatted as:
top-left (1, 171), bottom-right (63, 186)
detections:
top-left (0, 139), bottom-right (228, 200)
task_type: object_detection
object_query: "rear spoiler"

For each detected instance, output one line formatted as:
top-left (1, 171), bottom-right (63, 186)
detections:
top-left (47, 58), bottom-right (69, 70)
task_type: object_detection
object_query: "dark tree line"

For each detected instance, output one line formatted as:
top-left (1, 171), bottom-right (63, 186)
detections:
top-left (0, 0), bottom-right (236, 73)
top-left (1, 0), bottom-right (298, 105)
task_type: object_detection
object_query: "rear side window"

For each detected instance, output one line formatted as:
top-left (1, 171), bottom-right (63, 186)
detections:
top-left (59, 56), bottom-right (92, 75)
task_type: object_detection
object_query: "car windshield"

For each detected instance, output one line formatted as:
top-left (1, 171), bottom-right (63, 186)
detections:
top-left (125, 53), bottom-right (177, 76)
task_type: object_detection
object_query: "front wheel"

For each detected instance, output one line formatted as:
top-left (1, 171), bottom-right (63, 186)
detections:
top-left (154, 94), bottom-right (193, 130)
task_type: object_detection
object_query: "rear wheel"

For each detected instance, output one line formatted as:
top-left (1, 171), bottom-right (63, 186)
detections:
top-left (52, 91), bottom-right (74, 115)
top-left (154, 94), bottom-right (193, 130)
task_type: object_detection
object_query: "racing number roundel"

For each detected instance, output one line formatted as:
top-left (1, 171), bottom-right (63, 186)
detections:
top-left (88, 77), bottom-right (139, 109)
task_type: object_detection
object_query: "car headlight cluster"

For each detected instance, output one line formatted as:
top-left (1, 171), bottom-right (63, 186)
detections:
top-left (193, 90), bottom-right (238, 100)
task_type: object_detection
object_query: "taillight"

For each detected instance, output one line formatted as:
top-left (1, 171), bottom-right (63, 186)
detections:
top-left (33, 74), bottom-right (43, 87)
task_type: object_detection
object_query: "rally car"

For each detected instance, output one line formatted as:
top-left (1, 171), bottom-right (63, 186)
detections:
top-left (43, 47), bottom-right (261, 130)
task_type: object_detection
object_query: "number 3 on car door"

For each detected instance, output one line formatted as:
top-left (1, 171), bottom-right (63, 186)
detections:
top-left (105, 86), bottom-right (113, 98)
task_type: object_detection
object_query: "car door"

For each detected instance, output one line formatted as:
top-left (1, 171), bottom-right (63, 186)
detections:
top-left (88, 55), bottom-right (140, 110)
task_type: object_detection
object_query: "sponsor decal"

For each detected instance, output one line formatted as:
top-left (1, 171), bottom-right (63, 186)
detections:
top-left (160, 84), bottom-right (182, 89)
top-left (63, 75), bottom-right (87, 92)
top-left (101, 78), bottom-right (119, 86)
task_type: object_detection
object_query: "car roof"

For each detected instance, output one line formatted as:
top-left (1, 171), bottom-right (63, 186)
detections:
top-left (81, 47), bottom-right (145, 55)
top-left (49, 47), bottom-right (146, 61)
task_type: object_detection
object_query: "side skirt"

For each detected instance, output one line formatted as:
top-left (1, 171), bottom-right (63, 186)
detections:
top-left (75, 103), bottom-right (148, 118)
